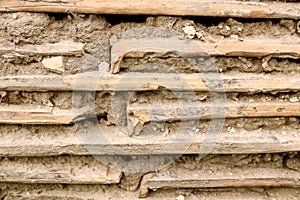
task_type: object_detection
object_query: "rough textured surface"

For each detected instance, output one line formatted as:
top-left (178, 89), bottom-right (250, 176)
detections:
top-left (111, 38), bottom-right (300, 73)
top-left (0, 156), bottom-right (121, 184)
top-left (0, 6), bottom-right (299, 199)
top-left (0, 13), bottom-right (299, 76)
top-left (1, 0), bottom-right (300, 19)
top-left (1, 184), bottom-right (300, 200)
top-left (0, 119), bottom-right (299, 156)
top-left (140, 153), bottom-right (300, 197)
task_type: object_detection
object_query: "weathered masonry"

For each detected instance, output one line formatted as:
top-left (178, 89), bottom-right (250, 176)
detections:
top-left (0, 0), bottom-right (299, 199)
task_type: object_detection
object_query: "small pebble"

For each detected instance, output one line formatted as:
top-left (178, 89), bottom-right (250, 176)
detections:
top-left (163, 129), bottom-right (169, 136)
top-left (12, 13), bottom-right (18, 19)
top-left (230, 34), bottom-right (239, 39)
top-left (282, 131), bottom-right (286, 136)
top-left (182, 25), bottom-right (196, 39)
top-left (42, 56), bottom-right (64, 74)
top-left (195, 31), bottom-right (205, 40)
top-left (289, 97), bottom-right (298, 103)
top-left (199, 95), bottom-right (207, 101)
top-left (0, 91), bottom-right (7, 103)
top-left (230, 127), bottom-right (236, 134)
top-left (67, 14), bottom-right (72, 20)
top-left (176, 195), bottom-right (185, 200)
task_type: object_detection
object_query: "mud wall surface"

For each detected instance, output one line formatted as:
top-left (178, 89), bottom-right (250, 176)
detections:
top-left (0, 0), bottom-right (299, 199)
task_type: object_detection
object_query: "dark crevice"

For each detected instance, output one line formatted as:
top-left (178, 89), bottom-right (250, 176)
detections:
top-left (104, 14), bottom-right (148, 26)
top-left (97, 112), bottom-right (108, 122)
top-left (186, 16), bottom-right (292, 26)
top-left (48, 13), bottom-right (69, 21)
